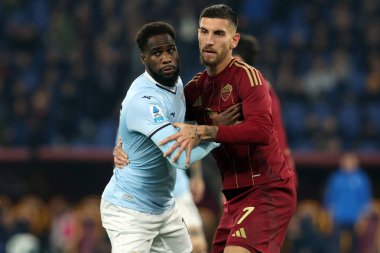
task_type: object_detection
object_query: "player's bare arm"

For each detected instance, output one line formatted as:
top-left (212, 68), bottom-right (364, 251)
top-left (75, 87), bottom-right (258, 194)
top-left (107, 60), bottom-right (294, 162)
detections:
top-left (160, 103), bottom-right (240, 162)
top-left (159, 122), bottom-right (202, 165)
top-left (160, 123), bottom-right (218, 163)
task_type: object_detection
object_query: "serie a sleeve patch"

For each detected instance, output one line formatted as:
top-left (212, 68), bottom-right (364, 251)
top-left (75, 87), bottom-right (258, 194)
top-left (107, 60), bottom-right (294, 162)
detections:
top-left (150, 105), bottom-right (166, 123)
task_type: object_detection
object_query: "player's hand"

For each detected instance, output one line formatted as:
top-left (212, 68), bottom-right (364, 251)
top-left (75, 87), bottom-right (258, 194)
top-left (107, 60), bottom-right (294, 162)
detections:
top-left (190, 174), bottom-right (205, 203)
top-left (113, 138), bottom-right (129, 168)
top-left (211, 103), bottom-right (241, 126)
top-left (159, 122), bottom-right (201, 166)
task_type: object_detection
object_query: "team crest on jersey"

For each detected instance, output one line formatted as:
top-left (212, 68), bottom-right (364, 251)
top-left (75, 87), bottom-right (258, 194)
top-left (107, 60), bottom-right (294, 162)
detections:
top-left (221, 84), bottom-right (232, 101)
top-left (150, 105), bottom-right (165, 123)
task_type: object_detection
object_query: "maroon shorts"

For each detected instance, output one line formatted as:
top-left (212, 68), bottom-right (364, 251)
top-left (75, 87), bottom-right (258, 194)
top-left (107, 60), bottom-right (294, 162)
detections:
top-left (212, 175), bottom-right (297, 253)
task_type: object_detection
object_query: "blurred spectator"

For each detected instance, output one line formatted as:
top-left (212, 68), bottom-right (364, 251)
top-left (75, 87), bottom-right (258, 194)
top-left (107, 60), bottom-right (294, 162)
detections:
top-left (356, 199), bottom-right (380, 253)
top-left (0, 195), bottom-right (13, 253)
top-left (323, 152), bottom-right (373, 253)
top-left (5, 195), bottom-right (50, 252)
top-left (0, 195), bottom-right (111, 253)
top-left (284, 200), bottom-right (331, 253)
top-left (0, 0), bottom-right (378, 152)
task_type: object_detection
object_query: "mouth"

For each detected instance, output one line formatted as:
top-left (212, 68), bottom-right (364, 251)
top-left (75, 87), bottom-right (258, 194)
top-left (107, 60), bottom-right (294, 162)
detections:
top-left (202, 48), bottom-right (217, 57)
top-left (160, 66), bottom-right (176, 74)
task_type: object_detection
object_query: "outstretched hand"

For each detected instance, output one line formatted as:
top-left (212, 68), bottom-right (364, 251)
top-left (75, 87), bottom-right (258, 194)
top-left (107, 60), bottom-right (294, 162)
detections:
top-left (159, 122), bottom-right (201, 166)
top-left (211, 103), bottom-right (241, 126)
top-left (113, 138), bottom-right (129, 168)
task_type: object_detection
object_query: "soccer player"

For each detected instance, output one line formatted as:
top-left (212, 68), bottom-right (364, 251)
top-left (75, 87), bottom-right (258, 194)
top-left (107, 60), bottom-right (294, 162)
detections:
top-left (160, 5), bottom-right (297, 253)
top-left (100, 21), bottom-right (219, 253)
top-left (114, 143), bottom-right (209, 253)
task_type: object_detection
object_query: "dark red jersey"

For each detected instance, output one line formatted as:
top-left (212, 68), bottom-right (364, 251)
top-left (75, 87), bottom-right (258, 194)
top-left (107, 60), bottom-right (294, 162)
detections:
top-left (269, 85), bottom-right (297, 186)
top-left (269, 87), bottom-right (289, 152)
top-left (185, 58), bottom-right (293, 190)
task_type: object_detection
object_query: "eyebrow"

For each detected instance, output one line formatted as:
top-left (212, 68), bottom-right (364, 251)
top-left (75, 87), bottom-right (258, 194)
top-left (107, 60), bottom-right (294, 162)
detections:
top-left (149, 45), bottom-right (176, 54)
top-left (199, 26), bottom-right (226, 34)
top-left (148, 42), bottom-right (175, 49)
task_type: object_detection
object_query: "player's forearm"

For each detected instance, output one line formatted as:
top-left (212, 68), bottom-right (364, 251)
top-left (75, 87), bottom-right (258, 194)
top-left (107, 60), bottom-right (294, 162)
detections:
top-left (194, 121), bottom-right (271, 144)
top-left (216, 118), bottom-right (272, 144)
top-left (170, 143), bottom-right (218, 169)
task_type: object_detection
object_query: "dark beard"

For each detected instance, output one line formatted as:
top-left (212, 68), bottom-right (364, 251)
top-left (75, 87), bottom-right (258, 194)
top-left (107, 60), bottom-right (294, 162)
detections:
top-left (148, 65), bottom-right (180, 87)
top-left (200, 55), bottom-right (214, 66)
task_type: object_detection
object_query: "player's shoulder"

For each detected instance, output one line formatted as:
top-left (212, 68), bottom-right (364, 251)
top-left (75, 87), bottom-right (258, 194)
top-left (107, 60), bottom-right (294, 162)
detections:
top-left (125, 85), bottom-right (163, 110)
top-left (186, 71), bottom-right (206, 87)
top-left (229, 58), bottom-right (263, 87)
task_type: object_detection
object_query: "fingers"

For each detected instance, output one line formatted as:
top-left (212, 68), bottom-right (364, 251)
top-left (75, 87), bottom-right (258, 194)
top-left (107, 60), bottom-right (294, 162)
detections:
top-left (171, 145), bottom-right (185, 163)
top-left (185, 147), bottom-right (192, 167)
top-left (172, 122), bottom-right (185, 129)
top-left (114, 148), bottom-right (129, 168)
top-left (223, 104), bottom-right (241, 124)
top-left (159, 133), bottom-right (178, 146)
top-left (113, 143), bottom-right (129, 167)
top-left (231, 113), bottom-right (241, 122)
top-left (214, 103), bottom-right (241, 115)
top-left (223, 103), bottom-right (240, 114)
top-left (163, 142), bottom-right (180, 158)
top-left (226, 103), bottom-right (240, 112)
top-left (114, 146), bottom-right (129, 161)
top-left (114, 157), bottom-right (126, 168)
top-left (226, 104), bottom-right (240, 116)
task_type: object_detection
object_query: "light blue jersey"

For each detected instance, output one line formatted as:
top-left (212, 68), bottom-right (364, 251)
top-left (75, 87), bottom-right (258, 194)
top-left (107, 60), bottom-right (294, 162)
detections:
top-left (102, 72), bottom-right (218, 214)
top-left (172, 170), bottom-right (190, 198)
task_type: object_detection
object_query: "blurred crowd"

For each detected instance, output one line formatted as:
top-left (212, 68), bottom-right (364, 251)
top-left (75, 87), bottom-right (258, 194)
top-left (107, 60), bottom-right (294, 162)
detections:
top-left (1, 1), bottom-right (379, 252)
top-left (0, 194), bottom-right (111, 253)
top-left (1, 194), bottom-right (379, 253)
top-left (0, 0), bottom-right (379, 152)
top-left (283, 198), bottom-right (380, 253)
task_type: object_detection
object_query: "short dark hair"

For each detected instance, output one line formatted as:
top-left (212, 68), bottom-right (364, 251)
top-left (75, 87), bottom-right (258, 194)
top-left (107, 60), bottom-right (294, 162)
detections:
top-left (234, 34), bottom-right (261, 65)
top-left (135, 21), bottom-right (176, 52)
top-left (200, 4), bottom-right (238, 29)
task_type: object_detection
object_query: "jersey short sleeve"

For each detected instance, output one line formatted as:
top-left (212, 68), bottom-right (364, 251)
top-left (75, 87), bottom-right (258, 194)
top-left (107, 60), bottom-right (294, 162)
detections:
top-left (126, 96), bottom-right (170, 137)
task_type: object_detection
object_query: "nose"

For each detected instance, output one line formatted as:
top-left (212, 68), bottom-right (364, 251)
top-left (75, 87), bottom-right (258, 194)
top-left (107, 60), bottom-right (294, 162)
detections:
top-left (205, 33), bottom-right (214, 46)
top-left (162, 52), bottom-right (172, 63)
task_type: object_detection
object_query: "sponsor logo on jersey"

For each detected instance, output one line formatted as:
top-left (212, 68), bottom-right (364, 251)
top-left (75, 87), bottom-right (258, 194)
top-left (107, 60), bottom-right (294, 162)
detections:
top-left (150, 105), bottom-right (165, 123)
top-left (143, 95), bottom-right (152, 99)
top-left (231, 227), bottom-right (247, 238)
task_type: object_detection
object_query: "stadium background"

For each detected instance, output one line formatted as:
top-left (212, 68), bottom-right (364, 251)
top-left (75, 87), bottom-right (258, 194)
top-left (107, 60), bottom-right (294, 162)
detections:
top-left (0, 0), bottom-right (379, 252)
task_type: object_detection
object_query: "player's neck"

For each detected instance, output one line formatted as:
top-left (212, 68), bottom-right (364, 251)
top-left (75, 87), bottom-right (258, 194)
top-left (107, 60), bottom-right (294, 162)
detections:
top-left (206, 54), bottom-right (233, 77)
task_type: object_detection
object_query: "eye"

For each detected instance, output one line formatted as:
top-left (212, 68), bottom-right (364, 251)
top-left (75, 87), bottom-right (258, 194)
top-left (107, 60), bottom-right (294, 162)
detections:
top-left (199, 28), bottom-right (208, 35)
top-left (152, 51), bottom-right (161, 56)
top-left (215, 31), bottom-right (224, 37)
top-left (168, 47), bottom-right (176, 54)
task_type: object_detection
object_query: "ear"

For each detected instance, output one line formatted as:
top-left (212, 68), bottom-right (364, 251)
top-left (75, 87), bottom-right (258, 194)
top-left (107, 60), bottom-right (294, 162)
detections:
top-left (231, 33), bottom-right (240, 49)
top-left (140, 53), bottom-right (146, 64)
